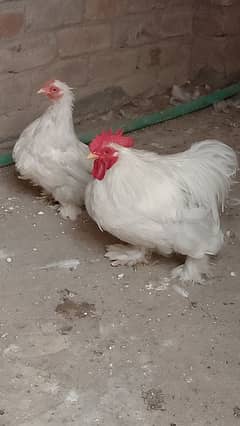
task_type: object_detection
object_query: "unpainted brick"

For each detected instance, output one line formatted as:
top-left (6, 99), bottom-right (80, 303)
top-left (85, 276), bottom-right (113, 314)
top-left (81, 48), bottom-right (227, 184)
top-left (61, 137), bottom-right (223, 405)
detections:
top-left (88, 49), bottom-right (138, 84)
top-left (191, 36), bottom-right (226, 77)
top-left (125, 0), bottom-right (165, 14)
top-left (160, 38), bottom-right (191, 69)
top-left (162, 0), bottom-right (194, 5)
top-left (70, 79), bottom-right (111, 102)
top-left (223, 4), bottom-right (240, 35)
top-left (225, 36), bottom-right (240, 75)
top-left (85, 0), bottom-right (163, 19)
top-left (138, 38), bottom-right (191, 72)
top-left (149, 40), bottom-right (192, 90)
top-left (160, 3), bottom-right (193, 37)
top-left (26, 0), bottom-right (84, 31)
top-left (57, 24), bottom-right (111, 57)
top-left (0, 106), bottom-right (42, 143)
top-left (113, 13), bottom-right (162, 48)
top-left (0, 74), bottom-right (32, 115)
top-left (118, 68), bottom-right (159, 97)
top-left (84, 0), bottom-right (127, 20)
top-left (0, 33), bottom-right (57, 74)
top-left (50, 57), bottom-right (89, 87)
top-left (0, 12), bottom-right (23, 39)
top-left (30, 56), bottom-right (88, 106)
top-left (74, 86), bottom-right (129, 118)
top-left (192, 0), bottom-right (240, 83)
top-left (210, 0), bottom-right (236, 5)
top-left (199, 0), bottom-right (225, 5)
top-left (158, 61), bottom-right (190, 89)
top-left (193, 5), bottom-right (224, 36)
top-left (194, 4), bottom-right (240, 36)
top-left (137, 44), bottom-right (162, 69)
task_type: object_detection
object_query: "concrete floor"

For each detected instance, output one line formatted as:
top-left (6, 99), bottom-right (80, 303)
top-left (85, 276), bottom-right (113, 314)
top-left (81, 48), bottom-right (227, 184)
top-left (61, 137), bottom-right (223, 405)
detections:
top-left (0, 106), bottom-right (240, 426)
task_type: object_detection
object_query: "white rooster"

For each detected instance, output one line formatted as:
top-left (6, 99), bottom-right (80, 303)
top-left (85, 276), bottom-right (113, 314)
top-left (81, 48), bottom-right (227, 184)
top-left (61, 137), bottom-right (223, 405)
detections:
top-left (13, 79), bottom-right (91, 220)
top-left (85, 130), bottom-right (238, 282)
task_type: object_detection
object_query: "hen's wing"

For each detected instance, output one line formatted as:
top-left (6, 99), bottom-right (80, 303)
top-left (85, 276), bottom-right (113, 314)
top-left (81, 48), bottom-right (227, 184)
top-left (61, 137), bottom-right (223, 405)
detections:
top-left (13, 118), bottom-right (41, 161)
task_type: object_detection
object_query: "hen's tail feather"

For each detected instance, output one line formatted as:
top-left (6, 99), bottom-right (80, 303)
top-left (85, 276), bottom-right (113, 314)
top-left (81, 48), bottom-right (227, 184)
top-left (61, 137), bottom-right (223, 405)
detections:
top-left (175, 140), bottom-right (238, 223)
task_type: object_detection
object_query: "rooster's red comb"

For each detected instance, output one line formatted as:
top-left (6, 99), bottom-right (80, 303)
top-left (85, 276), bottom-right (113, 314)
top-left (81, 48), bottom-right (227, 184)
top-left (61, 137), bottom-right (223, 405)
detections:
top-left (89, 129), bottom-right (134, 153)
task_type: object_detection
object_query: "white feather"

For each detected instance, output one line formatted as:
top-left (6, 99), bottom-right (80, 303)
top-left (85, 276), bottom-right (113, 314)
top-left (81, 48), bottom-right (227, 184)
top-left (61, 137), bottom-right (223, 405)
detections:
top-left (85, 139), bottom-right (238, 282)
top-left (36, 259), bottom-right (80, 270)
top-left (13, 80), bottom-right (91, 220)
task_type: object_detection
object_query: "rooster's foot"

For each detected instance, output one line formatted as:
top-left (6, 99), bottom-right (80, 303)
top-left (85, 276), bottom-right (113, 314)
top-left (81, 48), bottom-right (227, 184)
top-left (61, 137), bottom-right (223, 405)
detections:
top-left (105, 244), bottom-right (148, 267)
top-left (172, 255), bottom-right (209, 284)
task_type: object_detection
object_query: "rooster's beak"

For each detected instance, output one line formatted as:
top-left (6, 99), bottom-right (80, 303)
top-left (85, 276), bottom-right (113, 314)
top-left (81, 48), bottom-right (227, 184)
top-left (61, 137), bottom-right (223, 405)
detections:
top-left (87, 152), bottom-right (98, 160)
top-left (37, 88), bottom-right (45, 94)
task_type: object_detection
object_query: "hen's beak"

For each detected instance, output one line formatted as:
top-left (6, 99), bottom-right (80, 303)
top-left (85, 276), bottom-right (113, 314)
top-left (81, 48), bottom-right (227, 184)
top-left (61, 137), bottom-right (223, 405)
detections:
top-left (87, 152), bottom-right (98, 160)
top-left (37, 88), bottom-right (45, 94)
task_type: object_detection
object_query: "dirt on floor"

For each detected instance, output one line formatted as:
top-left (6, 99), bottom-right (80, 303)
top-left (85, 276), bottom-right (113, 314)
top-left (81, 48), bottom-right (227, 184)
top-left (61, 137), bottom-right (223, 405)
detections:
top-left (0, 100), bottom-right (240, 426)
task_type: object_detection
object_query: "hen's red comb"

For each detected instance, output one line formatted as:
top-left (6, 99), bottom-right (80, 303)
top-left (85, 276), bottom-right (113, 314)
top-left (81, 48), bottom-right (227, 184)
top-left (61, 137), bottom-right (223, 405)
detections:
top-left (41, 79), bottom-right (55, 88)
top-left (89, 129), bottom-right (134, 153)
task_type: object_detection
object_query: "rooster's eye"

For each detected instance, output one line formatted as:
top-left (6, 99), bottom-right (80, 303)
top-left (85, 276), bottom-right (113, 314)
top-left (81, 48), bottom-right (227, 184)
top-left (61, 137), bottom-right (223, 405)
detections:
top-left (51, 87), bottom-right (57, 92)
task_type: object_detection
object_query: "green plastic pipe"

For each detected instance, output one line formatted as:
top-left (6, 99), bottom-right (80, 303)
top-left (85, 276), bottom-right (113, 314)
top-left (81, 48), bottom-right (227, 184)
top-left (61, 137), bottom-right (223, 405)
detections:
top-left (0, 152), bottom-right (13, 167)
top-left (1, 81), bottom-right (240, 168)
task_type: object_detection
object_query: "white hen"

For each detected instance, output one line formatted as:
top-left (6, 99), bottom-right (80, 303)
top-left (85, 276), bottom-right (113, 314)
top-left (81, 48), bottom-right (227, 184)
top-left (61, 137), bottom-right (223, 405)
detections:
top-left (85, 131), bottom-right (238, 282)
top-left (13, 79), bottom-right (91, 220)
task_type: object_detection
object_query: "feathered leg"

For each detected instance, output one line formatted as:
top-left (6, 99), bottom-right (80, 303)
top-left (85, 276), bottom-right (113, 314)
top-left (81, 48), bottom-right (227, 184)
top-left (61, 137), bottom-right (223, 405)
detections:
top-left (54, 187), bottom-right (83, 220)
top-left (105, 244), bottom-right (149, 266)
top-left (59, 204), bottom-right (82, 221)
top-left (171, 255), bottom-right (210, 283)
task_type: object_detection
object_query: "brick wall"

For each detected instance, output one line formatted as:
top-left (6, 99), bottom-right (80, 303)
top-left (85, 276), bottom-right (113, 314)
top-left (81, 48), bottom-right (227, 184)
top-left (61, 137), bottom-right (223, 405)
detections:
top-left (191, 0), bottom-right (240, 87)
top-left (1, 1), bottom-right (240, 143)
top-left (0, 0), bottom-right (194, 142)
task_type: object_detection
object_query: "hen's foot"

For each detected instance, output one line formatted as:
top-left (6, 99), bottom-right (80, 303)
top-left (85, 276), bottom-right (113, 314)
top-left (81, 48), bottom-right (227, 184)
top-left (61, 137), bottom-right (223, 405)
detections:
top-left (105, 244), bottom-right (148, 267)
top-left (59, 204), bottom-right (81, 221)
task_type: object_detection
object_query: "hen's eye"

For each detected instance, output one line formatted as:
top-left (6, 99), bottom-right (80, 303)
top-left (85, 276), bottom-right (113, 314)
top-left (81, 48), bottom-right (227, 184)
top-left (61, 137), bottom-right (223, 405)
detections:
top-left (51, 87), bottom-right (57, 92)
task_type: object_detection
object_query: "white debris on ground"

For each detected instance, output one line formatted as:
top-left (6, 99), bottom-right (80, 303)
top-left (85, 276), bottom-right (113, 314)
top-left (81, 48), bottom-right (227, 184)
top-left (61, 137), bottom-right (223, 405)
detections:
top-left (213, 100), bottom-right (231, 114)
top-left (213, 93), bottom-right (240, 113)
top-left (36, 259), bottom-right (80, 270)
top-left (169, 83), bottom-right (200, 105)
top-left (145, 278), bottom-right (170, 292)
top-left (65, 390), bottom-right (79, 403)
top-left (228, 198), bottom-right (240, 207)
top-left (172, 284), bottom-right (189, 298)
top-left (0, 249), bottom-right (14, 263)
